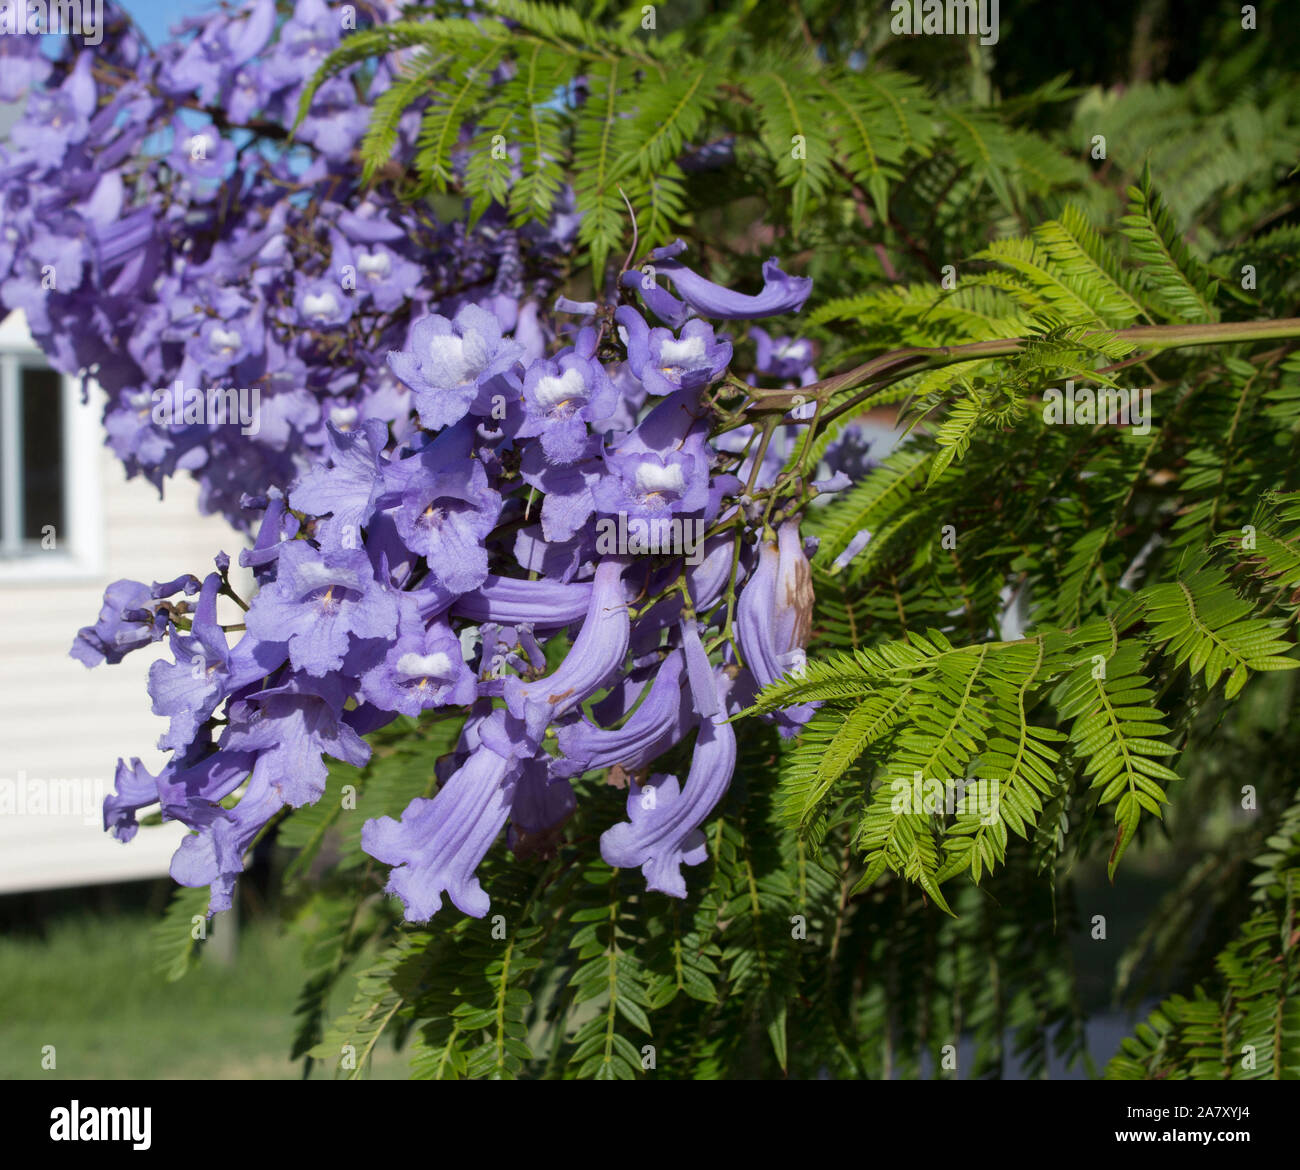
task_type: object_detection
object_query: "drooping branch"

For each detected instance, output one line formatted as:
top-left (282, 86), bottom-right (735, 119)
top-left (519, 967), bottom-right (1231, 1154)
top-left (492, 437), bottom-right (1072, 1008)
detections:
top-left (745, 316), bottom-right (1300, 417)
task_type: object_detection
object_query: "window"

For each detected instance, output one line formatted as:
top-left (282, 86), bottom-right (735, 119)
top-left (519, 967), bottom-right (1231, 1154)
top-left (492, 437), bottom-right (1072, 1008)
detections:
top-left (1, 360), bottom-right (65, 555)
top-left (0, 321), bottom-right (102, 581)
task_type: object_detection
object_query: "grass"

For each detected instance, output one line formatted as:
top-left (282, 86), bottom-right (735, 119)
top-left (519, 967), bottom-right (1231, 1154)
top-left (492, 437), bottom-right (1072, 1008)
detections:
top-left (0, 907), bottom-right (406, 1080)
top-left (0, 831), bottom-right (1191, 1081)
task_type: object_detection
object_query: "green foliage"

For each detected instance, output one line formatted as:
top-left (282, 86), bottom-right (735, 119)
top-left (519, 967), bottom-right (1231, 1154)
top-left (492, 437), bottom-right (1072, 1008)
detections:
top-left (1107, 788), bottom-right (1300, 1080)
top-left (301, 0), bottom-right (1095, 283)
top-left (560, 862), bottom-right (655, 1080)
top-left (754, 166), bottom-right (1300, 897)
top-left (277, 713), bottom-right (464, 1070)
top-left (152, 885), bottom-right (213, 983)
top-left (740, 127), bottom-right (1297, 1074)
top-left (271, 715), bottom-right (1100, 1080)
top-left (1120, 164), bottom-right (1221, 323)
top-left (241, 3), bottom-right (1300, 1080)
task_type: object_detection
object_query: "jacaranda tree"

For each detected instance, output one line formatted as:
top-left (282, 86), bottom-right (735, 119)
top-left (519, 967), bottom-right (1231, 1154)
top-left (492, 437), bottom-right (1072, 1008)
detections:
top-left (5, 0), bottom-right (1300, 1079)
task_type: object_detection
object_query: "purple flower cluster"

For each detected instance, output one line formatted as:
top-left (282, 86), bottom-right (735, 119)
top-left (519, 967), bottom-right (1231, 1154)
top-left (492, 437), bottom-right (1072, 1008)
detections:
top-left (0, 0), bottom-right (576, 526)
top-left (17, 2), bottom-right (871, 922)
top-left (79, 237), bottom-right (834, 920)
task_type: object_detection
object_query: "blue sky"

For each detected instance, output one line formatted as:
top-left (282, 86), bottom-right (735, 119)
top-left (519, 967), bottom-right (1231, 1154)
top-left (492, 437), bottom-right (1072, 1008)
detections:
top-left (118, 0), bottom-right (219, 45)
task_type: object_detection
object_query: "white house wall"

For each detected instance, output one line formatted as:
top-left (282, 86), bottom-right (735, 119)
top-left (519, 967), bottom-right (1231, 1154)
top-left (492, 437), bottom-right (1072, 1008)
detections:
top-left (0, 312), bottom-right (251, 894)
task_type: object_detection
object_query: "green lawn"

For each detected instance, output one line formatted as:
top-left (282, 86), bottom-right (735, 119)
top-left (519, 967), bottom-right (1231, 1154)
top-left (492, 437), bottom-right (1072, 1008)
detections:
top-left (0, 844), bottom-right (1188, 1080)
top-left (0, 910), bottom-right (405, 1080)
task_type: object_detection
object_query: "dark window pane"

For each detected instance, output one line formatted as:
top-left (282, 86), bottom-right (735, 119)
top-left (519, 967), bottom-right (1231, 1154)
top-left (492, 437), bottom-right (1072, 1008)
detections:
top-left (21, 366), bottom-right (64, 544)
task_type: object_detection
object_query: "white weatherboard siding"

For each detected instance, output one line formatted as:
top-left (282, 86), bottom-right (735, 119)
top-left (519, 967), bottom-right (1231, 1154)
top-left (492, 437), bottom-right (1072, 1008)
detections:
top-left (0, 311), bottom-right (250, 893)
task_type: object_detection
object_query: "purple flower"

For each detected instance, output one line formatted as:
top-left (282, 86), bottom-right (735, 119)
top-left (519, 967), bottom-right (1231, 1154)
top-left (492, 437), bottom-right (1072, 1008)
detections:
top-left (148, 573), bottom-right (230, 751)
top-left (168, 120), bottom-right (237, 186)
top-left (158, 0), bottom-right (275, 100)
top-left (71, 579), bottom-right (169, 667)
top-left (599, 625), bottom-right (736, 896)
top-left (513, 300), bottom-right (548, 364)
top-left (592, 390), bottom-right (712, 520)
top-left (337, 241), bottom-right (422, 313)
top-left (383, 424), bottom-right (502, 594)
top-left (751, 327), bottom-right (818, 384)
top-left (594, 449), bottom-right (709, 519)
top-left (297, 78), bottom-right (371, 161)
top-left (263, 0), bottom-right (341, 89)
top-left (517, 333), bottom-right (617, 465)
top-left (0, 34), bottom-right (52, 102)
top-left (617, 307), bottom-right (732, 397)
top-left (1, 228), bottom-right (87, 335)
top-left (336, 198), bottom-right (406, 244)
top-left (362, 738), bottom-right (517, 920)
top-left (225, 65), bottom-right (270, 124)
top-left (512, 524), bottom-right (595, 584)
top-left (387, 304), bottom-right (523, 431)
top-left (189, 313), bottom-right (260, 376)
top-left (736, 519), bottom-right (816, 735)
top-left (620, 241), bottom-right (812, 329)
top-left (169, 757), bottom-right (282, 914)
top-left (244, 541), bottom-right (399, 677)
top-left (239, 492), bottom-right (298, 580)
top-left (504, 558), bottom-right (630, 738)
top-left (104, 758), bottom-right (161, 844)
top-left (288, 418), bottom-right (389, 550)
top-left (92, 208), bottom-right (157, 279)
top-left (508, 759), bottom-right (576, 857)
top-left (450, 573), bottom-right (593, 628)
top-left (472, 621), bottom-right (545, 692)
top-left (832, 527), bottom-right (872, 571)
top-left (8, 53), bottom-right (95, 167)
top-left (105, 736), bottom-right (257, 850)
top-left (294, 276), bottom-right (353, 329)
top-left (359, 602), bottom-right (477, 716)
top-left (519, 437), bottom-right (603, 542)
top-left (823, 423), bottom-right (877, 482)
top-left (219, 675), bottom-right (370, 808)
top-left (557, 649), bottom-right (692, 776)
top-left (153, 741), bottom-right (257, 829)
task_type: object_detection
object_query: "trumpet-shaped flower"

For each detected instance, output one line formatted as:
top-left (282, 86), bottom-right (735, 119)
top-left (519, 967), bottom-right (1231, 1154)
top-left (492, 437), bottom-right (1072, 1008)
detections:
top-left (736, 519), bottom-right (817, 735)
top-left (504, 558), bottom-right (630, 738)
top-left (619, 240), bottom-right (812, 330)
top-left (599, 625), bottom-right (736, 896)
top-left (362, 737), bottom-right (517, 920)
top-left (244, 541), bottom-right (399, 677)
top-left (388, 304), bottom-right (523, 431)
